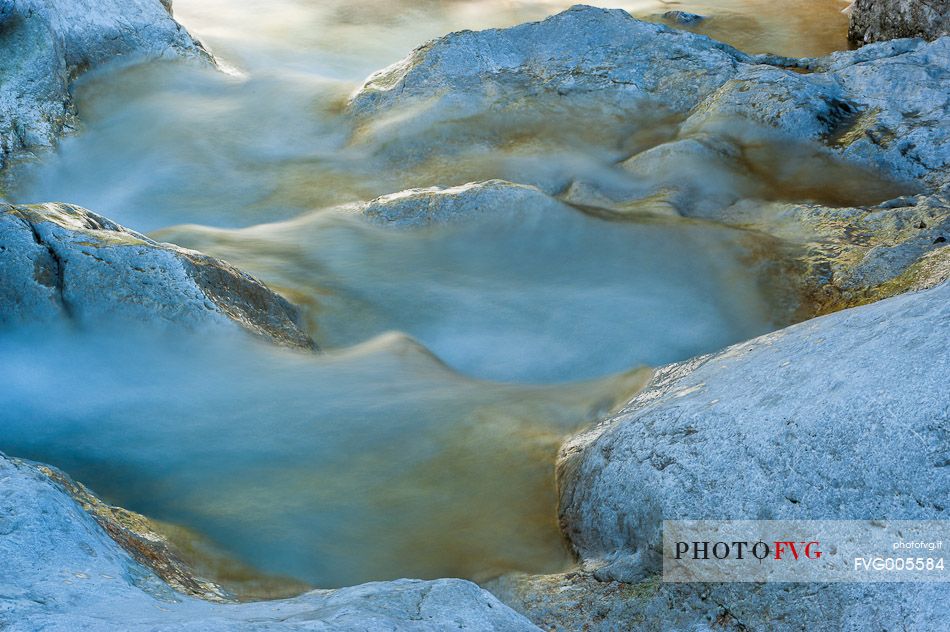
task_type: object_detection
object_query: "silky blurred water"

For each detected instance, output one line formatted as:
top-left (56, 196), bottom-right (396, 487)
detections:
top-left (3, 0), bottom-right (855, 231)
top-left (0, 0), bottom-right (862, 593)
top-left (0, 327), bottom-right (648, 588)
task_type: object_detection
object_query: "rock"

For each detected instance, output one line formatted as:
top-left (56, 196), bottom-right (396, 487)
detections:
top-left (0, 454), bottom-right (539, 631)
top-left (528, 282), bottom-right (950, 629)
top-left (644, 37), bottom-right (950, 189)
top-left (347, 6), bottom-right (750, 159)
top-left (348, 7), bottom-right (948, 187)
top-left (848, 0), bottom-right (949, 44)
top-left (488, 570), bottom-right (948, 631)
top-left (660, 10), bottom-right (706, 26)
top-left (0, 203), bottom-right (314, 348)
top-left (557, 281), bottom-right (949, 584)
top-left (359, 180), bottom-right (570, 227)
top-left (344, 6), bottom-right (949, 313)
top-left (0, 0), bottom-right (209, 170)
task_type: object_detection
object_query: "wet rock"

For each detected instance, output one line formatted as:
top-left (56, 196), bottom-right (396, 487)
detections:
top-left (658, 37), bottom-right (950, 188)
top-left (660, 10), bottom-right (706, 26)
top-left (848, 0), bottom-right (949, 45)
top-left (349, 7), bottom-right (948, 188)
top-left (360, 180), bottom-right (570, 227)
top-left (347, 6), bottom-right (749, 157)
top-left (0, 0), bottom-right (209, 170)
top-left (557, 281), bottom-right (949, 584)
top-left (0, 454), bottom-right (539, 631)
top-left (347, 7), bottom-right (949, 308)
top-left (722, 193), bottom-right (950, 313)
top-left (0, 203), bottom-right (314, 348)
top-left (488, 570), bottom-right (948, 631)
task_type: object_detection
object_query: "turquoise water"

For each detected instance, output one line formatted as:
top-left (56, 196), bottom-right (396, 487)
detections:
top-left (0, 0), bottom-right (861, 592)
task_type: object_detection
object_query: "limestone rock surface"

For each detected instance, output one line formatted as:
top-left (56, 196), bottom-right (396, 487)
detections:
top-left (0, 0), bottom-right (209, 170)
top-left (849, 0), bottom-right (949, 44)
top-left (558, 281), bottom-right (950, 584)
top-left (0, 203), bottom-right (313, 348)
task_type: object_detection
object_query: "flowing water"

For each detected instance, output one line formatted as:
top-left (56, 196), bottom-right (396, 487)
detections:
top-left (0, 0), bottom-right (874, 594)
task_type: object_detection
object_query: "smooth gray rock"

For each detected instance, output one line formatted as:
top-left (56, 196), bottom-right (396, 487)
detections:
top-left (348, 7), bottom-right (949, 187)
top-left (359, 180), bottom-right (570, 227)
top-left (488, 570), bottom-right (948, 631)
top-left (849, 0), bottom-right (949, 44)
top-left (347, 6), bottom-right (749, 161)
top-left (529, 282), bottom-right (950, 629)
top-left (0, 455), bottom-right (539, 631)
top-left (660, 11), bottom-right (706, 26)
top-left (558, 281), bottom-right (950, 584)
top-left (0, 203), bottom-right (313, 348)
top-left (0, 0), bottom-right (208, 170)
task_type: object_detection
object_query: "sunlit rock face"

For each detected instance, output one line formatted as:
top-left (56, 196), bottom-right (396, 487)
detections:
top-left (558, 280), bottom-right (950, 583)
top-left (849, 0), bottom-right (950, 44)
top-left (0, 455), bottom-right (538, 631)
top-left (347, 6), bottom-right (749, 166)
top-left (0, 0), bottom-right (208, 169)
top-left (349, 6), bottom-right (949, 193)
top-left (505, 279), bottom-right (950, 630)
top-left (0, 203), bottom-right (312, 348)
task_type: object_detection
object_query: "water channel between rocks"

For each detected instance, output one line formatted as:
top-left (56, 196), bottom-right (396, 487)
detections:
top-left (0, 0), bottom-right (908, 595)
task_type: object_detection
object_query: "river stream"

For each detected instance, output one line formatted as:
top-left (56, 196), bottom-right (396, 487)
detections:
top-left (0, 0), bottom-right (870, 594)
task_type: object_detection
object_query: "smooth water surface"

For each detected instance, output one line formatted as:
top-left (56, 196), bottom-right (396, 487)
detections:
top-left (0, 0), bottom-right (858, 593)
top-left (0, 327), bottom-right (647, 588)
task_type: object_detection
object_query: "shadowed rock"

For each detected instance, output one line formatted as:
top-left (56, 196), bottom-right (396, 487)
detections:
top-left (660, 10), bottom-right (706, 26)
top-left (0, 0), bottom-right (210, 170)
top-left (848, 0), bottom-right (949, 45)
top-left (0, 203), bottom-right (314, 348)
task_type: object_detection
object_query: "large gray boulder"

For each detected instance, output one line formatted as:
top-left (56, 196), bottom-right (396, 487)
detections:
top-left (347, 6), bottom-right (750, 163)
top-left (0, 0), bottom-right (208, 170)
top-left (849, 0), bottom-right (949, 44)
top-left (0, 455), bottom-right (539, 631)
top-left (344, 7), bottom-right (950, 313)
top-left (496, 280), bottom-right (950, 630)
top-left (0, 203), bottom-right (313, 348)
top-left (488, 569), bottom-right (947, 631)
top-left (558, 280), bottom-right (949, 583)
top-left (348, 6), bottom-right (949, 188)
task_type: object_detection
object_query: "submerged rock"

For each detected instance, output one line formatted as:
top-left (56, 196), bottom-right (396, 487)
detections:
top-left (557, 280), bottom-right (949, 576)
top-left (0, 454), bottom-right (539, 631)
top-left (0, 0), bottom-right (209, 170)
top-left (0, 203), bottom-right (313, 348)
top-left (660, 10), bottom-right (706, 26)
top-left (849, 0), bottom-right (949, 44)
top-left (359, 180), bottom-right (571, 227)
